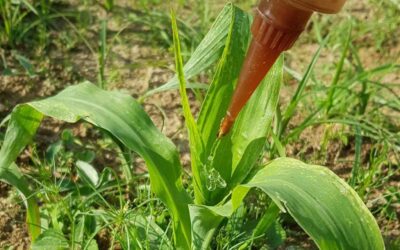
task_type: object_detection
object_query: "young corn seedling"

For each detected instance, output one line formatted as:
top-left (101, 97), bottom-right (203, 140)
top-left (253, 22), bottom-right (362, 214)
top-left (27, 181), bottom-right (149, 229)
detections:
top-left (0, 4), bottom-right (385, 249)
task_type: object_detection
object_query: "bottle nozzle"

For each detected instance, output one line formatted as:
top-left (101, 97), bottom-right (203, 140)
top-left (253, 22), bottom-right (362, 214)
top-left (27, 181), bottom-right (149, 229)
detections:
top-left (218, 0), bottom-right (313, 137)
top-left (218, 0), bottom-right (347, 137)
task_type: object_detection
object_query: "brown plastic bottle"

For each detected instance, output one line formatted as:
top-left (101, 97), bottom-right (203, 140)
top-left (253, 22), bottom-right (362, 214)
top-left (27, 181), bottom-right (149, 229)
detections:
top-left (218, 0), bottom-right (347, 137)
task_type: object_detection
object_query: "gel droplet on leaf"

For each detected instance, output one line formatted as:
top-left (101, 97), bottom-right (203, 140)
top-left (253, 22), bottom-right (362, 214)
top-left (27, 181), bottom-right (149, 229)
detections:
top-left (206, 168), bottom-right (227, 191)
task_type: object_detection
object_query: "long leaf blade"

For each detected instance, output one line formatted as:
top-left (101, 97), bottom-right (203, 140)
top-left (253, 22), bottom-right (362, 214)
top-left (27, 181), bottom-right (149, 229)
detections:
top-left (191, 158), bottom-right (384, 249)
top-left (171, 11), bottom-right (206, 204)
top-left (0, 105), bottom-right (43, 240)
top-left (0, 82), bottom-right (192, 248)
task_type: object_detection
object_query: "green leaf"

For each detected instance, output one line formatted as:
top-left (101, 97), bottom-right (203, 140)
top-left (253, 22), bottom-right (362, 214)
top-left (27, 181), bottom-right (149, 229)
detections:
top-left (0, 82), bottom-right (192, 249)
top-left (143, 4), bottom-right (235, 97)
top-left (0, 105), bottom-right (43, 240)
top-left (193, 4), bottom-right (256, 205)
top-left (73, 216), bottom-right (86, 245)
top-left (32, 229), bottom-right (69, 250)
top-left (190, 158), bottom-right (384, 249)
top-left (0, 105), bottom-right (43, 170)
top-left (227, 56), bottom-right (283, 189)
top-left (171, 11), bottom-right (206, 204)
top-left (190, 205), bottom-right (225, 249)
top-left (76, 160), bottom-right (99, 187)
top-left (15, 53), bottom-right (36, 77)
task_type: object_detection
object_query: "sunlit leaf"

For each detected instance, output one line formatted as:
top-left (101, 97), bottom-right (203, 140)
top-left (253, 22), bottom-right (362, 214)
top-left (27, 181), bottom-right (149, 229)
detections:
top-left (190, 158), bottom-right (384, 249)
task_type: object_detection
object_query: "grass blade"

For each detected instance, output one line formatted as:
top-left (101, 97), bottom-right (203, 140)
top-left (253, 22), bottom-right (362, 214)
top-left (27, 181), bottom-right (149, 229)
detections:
top-left (325, 21), bottom-right (352, 114)
top-left (278, 41), bottom-right (325, 138)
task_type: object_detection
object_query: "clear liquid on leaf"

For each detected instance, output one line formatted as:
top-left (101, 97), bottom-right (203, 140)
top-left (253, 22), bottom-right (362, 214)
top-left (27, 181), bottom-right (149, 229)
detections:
top-left (206, 168), bottom-right (227, 191)
top-left (205, 140), bottom-right (226, 191)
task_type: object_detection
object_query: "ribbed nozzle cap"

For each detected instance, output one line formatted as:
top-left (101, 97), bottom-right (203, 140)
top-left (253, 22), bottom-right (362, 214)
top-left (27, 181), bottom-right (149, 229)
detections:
top-left (252, 0), bottom-right (313, 51)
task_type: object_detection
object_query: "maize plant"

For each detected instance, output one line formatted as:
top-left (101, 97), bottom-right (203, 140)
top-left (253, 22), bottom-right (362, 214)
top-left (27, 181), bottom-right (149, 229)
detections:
top-left (0, 4), bottom-right (384, 249)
